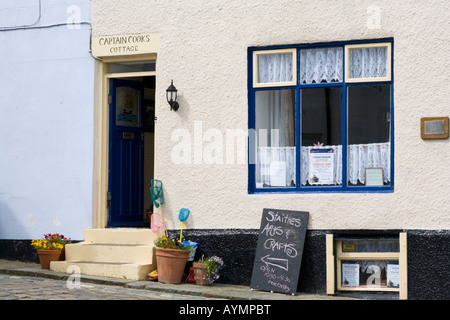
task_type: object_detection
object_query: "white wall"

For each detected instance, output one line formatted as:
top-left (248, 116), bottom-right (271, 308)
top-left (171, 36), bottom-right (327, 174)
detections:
top-left (0, 0), bottom-right (93, 240)
top-left (91, 0), bottom-right (450, 231)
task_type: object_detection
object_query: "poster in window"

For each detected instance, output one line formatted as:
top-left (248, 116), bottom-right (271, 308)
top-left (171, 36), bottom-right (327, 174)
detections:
top-left (386, 263), bottom-right (400, 288)
top-left (342, 263), bottom-right (360, 287)
top-left (308, 149), bottom-right (334, 185)
top-left (116, 87), bottom-right (140, 127)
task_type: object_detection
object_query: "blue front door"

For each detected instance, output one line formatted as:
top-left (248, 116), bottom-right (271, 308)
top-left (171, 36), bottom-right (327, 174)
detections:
top-left (108, 79), bottom-right (144, 226)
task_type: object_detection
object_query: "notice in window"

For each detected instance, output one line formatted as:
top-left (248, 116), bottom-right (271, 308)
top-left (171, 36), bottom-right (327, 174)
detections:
top-left (342, 263), bottom-right (360, 287)
top-left (386, 263), bottom-right (400, 288)
top-left (270, 161), bottom-right (287, 187)
top-left (308, 149), bottom-right (334, 185)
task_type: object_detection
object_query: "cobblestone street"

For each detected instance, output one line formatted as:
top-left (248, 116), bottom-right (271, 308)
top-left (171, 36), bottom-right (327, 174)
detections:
top-left (0, 274), bottom-right (210, 300)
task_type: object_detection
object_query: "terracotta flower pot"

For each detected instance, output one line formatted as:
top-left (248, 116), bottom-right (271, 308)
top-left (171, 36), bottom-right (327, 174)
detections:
top-left (193, 262), bottom-right (212, 286)
top-left (37, 249), bottom-right (64, 269)
top-left (155, 247), bottom-right (190, 284)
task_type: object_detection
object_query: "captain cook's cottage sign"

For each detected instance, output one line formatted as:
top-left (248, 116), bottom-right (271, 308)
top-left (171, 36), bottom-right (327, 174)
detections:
top-left (92, 33), bottom-right (159, 57)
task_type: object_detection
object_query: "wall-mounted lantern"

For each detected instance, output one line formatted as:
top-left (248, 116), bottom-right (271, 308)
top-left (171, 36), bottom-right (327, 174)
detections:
top-left (166, 80), bottom-right (179, 111)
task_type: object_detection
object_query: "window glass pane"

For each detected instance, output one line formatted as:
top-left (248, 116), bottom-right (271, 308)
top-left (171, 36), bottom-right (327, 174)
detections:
top-left (347, 85), bottom-right (391, 186)
top-left (300, 88), bottom-right (342, 186)
top-left (341, 260), bottom-right (399, 289)
top-left (300, 47), bottom-right (343, 84)
top-left (341, 240), bottom-right (399, 253)
top-left (348, 46), bottom-right (387, 79)
top-left (255, 89), bottom-right (296, 188)
top-left (257, 53), bottom-right (293, 84)
top-left (107, 61), bottom-right (155, 73)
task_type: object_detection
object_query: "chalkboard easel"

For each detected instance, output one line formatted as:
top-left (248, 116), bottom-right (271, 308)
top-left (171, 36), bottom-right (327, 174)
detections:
top-left (250, 208), bottom-right (309, 295)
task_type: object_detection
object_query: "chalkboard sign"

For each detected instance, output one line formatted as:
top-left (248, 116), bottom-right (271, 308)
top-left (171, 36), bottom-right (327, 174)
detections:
top-left (250, 208), bottom-right (309, 294)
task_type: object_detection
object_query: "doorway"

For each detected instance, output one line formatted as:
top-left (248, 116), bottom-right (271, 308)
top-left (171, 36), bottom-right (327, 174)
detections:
top-left (107, 75), bottom-right (155, 227)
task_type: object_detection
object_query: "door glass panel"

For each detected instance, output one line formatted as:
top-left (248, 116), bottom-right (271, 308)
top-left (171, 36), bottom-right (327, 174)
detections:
top-left (115, 87), bottom-right (140, 127)
top-left (107, 61), bottom-right (155, 74)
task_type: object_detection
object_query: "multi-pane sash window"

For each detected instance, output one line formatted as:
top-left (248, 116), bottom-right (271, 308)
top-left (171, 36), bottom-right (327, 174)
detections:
top-left (249, 40), bottom-right (393, 193)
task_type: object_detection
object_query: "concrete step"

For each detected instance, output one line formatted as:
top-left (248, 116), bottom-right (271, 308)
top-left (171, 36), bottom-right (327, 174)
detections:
top-left (50, 260), bottom-right (154, 281)
top-left (64, 242), bottom-right (155, 264)
top-left (84, 228), bottom-right (158, 245)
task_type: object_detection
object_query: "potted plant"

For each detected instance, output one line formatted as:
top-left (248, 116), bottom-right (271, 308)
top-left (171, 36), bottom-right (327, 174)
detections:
top-left (31, 233), bottom-right (71, 269)
top-left (193, 255), bottom-right (224, 286)
top-left (154, 233), bottom-right (193, 284)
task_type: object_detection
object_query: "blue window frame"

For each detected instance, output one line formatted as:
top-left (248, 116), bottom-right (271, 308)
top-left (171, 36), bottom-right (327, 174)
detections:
top-left (248, 38), bottom-right (394, 194)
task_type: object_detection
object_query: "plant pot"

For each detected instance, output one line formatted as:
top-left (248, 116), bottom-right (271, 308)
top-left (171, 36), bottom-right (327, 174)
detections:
top-left (37, 249), bottom-right (64, 269)
top-left (193, 262), bottom-right (212, 286)
top-left (155, 247), bottom-right (190, 284)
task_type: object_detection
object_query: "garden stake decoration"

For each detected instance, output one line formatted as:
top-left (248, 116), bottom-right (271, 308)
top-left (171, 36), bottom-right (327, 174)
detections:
top-left (150, 179), bottom-right (167, 238)
top-left (178, 208), bottom-right (190, 241)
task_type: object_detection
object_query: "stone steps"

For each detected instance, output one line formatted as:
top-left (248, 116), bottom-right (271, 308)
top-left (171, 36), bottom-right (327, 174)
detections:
top-left (50, 228), bottom-right (158, 280)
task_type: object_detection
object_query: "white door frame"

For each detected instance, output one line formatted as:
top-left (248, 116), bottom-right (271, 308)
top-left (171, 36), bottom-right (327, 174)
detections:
top-left (92, 54), bottom-right (158, 228)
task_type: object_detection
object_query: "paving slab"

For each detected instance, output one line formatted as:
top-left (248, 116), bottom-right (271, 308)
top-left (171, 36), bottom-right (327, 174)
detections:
top-left (0, 259), bottom-right (357, 300)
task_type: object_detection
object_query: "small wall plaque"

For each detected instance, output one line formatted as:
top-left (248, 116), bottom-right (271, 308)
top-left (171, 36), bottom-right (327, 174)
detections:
top-left (421, 117), bottom-right (449, 139)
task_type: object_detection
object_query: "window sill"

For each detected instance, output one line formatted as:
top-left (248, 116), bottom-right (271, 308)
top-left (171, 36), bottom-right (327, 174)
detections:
top-left (248, 186), bottom-right (394, 194)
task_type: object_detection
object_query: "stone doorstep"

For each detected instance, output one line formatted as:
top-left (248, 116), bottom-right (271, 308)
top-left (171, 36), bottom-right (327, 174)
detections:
top-left (50, 261), bottom-right (155, 281)
top-left (64, 242), bottom-right (155, 264)
top-left (43, 229), bottom-right (161, 281)
top-left (83, 228), bottom-right (158, 245)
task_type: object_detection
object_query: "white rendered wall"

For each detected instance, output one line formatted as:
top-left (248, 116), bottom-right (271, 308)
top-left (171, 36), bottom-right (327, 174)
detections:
top-left (0, 0), bottom-right (93, 240)
top-left (91, 0), bottom-right (450, 231)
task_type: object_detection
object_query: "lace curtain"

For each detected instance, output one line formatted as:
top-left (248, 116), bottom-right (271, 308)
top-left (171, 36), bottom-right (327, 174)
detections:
top-left (257, 46), bottom-right (388, 84)
top-left (256, 147), bottom-right (296, 188)
top-left (258, 52), bottom-right (293, 83)
top-left (256, 142), bottom-right (390, 187)
top-left (347, 142), bottom-right (390, 185)
top-left (348, 46), bottom-right (387, 79)
top-left (300, 47), bottom-right (343, 84)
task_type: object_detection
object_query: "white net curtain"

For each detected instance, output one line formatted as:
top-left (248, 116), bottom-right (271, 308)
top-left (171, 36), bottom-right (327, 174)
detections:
top-left (256, 143), bottom-right (390, 187)
top-left (256, 147), bottom-right (296, 188)
top-left (257, 52), bottom-right (294, 83)
top-left (348, 46), bottom-right (387, 79)
top-left (347, 143), bottom-right (390, 185)
top-left (300, 47), bottom-right (343, 84)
